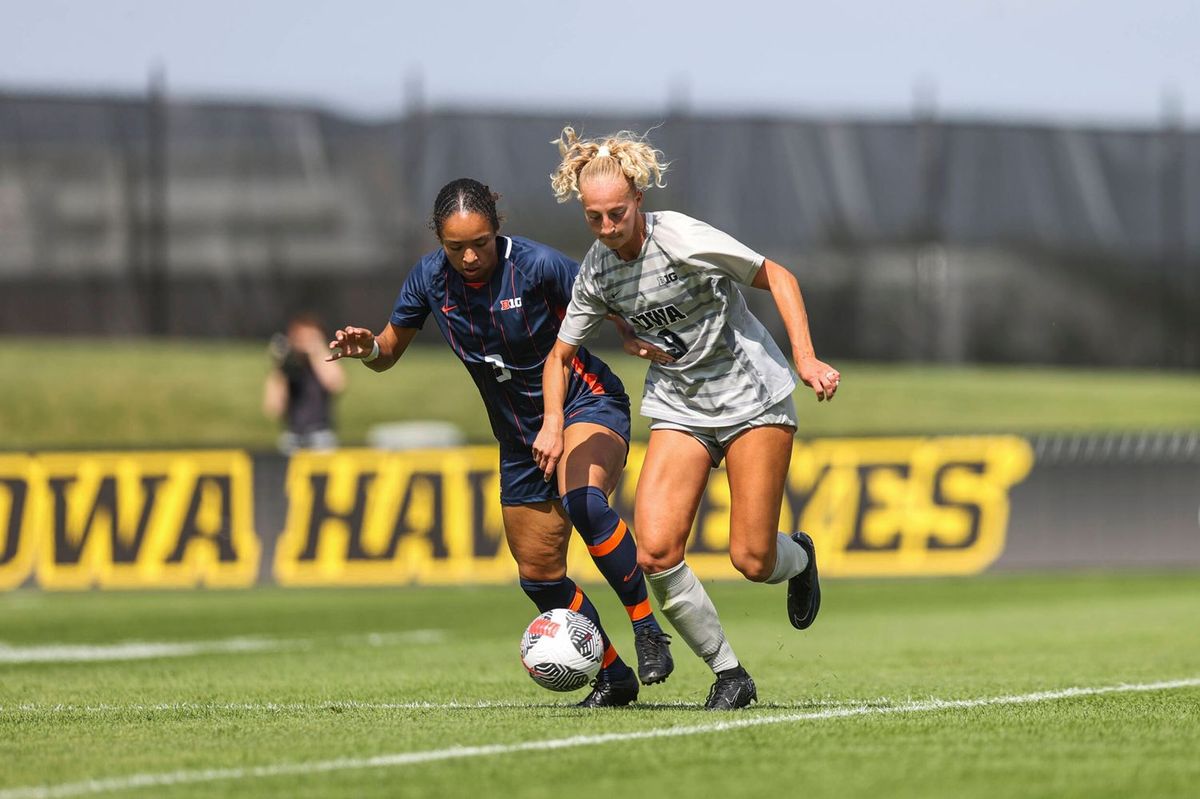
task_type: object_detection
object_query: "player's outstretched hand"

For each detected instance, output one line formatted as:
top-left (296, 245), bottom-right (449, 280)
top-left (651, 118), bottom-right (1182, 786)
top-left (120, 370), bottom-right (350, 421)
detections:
top-left (327, 326), bottom-right (375, 361)
top-left (797, 356), bottom-right (840, 402)
top-left (622, 335), bottom-right (676, 366)
top-left (531, 425), bottom-right (565, 483)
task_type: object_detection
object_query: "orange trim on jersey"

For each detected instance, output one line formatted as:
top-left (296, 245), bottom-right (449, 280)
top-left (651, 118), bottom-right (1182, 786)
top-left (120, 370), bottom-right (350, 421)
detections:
top-left (464, 281), bottom-right (487, 289)
top-left (602, 644), bottom-right (619, 668)
top-left (570, 356), bottom-right (607, 396)
top-left (625, 599), bottom-right (653, 622)
top-left (568, 587), bottom-right (585, 612)
top-left (586, 520), bottom-right (628, 557)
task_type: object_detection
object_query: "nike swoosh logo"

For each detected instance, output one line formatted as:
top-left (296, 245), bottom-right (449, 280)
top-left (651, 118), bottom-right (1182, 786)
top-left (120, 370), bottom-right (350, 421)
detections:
top-left (441, 305), bottom-right (457, 314)
top-left (622, 565), bottom-right (639, 583)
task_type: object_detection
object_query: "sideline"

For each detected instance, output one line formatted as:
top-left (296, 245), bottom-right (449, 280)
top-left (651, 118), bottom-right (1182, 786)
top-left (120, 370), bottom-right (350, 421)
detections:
top-left (1, 677), bottom-right (1196, 799)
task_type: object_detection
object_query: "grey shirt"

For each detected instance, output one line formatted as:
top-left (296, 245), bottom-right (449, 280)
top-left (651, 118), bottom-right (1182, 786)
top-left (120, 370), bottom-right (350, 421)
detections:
top-left (558, 210), bottom-right (798, 426)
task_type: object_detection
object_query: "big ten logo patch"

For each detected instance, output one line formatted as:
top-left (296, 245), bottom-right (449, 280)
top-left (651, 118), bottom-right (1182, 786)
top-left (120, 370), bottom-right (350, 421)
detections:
top-left (499, 297), bottom-right (523, 311)
top-left (0, 452), bottom-right (258, 590)
top-left (273, 447), bottom-right (513, 586)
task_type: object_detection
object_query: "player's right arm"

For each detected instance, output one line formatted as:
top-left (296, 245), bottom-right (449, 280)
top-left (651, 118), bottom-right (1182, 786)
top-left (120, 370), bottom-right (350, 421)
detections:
top-left (532, 338), bottom-right (580, 480)
top-left (327, 323), bottom-right (418, 372)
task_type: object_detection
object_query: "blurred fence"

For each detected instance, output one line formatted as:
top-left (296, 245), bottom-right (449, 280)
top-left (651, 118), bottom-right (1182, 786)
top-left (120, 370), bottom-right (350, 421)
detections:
top-left (1, 89), bottom-right (1197, 365)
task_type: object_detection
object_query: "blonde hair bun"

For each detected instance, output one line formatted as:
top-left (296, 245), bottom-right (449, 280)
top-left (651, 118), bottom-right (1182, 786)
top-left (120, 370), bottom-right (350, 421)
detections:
top-left (550, 127), bottom-right (669, 203)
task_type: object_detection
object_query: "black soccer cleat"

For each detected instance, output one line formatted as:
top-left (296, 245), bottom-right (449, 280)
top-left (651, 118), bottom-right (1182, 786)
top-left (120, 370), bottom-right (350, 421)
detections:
top-left (704, 665), bottom-right (757, 710)
top-left (577, 671), bottom-right (639, 708)
top-left (787, 531), bottom-right (822, 630)
top-left (633, 628), bottom-right (674, 685)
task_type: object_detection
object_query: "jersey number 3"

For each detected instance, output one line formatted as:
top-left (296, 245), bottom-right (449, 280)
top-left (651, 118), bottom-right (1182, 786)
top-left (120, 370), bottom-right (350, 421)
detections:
top-left (484, 354), bottom-right (512, 383)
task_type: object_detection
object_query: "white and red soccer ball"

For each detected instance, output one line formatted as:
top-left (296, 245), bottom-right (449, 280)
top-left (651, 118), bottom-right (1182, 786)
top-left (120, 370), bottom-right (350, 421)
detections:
top-left (519, 608), bottom-right (603, 692)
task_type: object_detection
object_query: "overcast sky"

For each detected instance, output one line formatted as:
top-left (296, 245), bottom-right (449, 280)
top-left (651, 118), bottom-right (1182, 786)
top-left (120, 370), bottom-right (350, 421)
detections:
top-left (4, 0), bottom-right (1198, 125)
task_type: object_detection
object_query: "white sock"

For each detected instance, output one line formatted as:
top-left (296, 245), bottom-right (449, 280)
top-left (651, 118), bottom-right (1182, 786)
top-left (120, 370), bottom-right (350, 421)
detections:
top-left (647, 561), bottom-right (739, 674)
top-left (764, 533), bottom-right (809, 584)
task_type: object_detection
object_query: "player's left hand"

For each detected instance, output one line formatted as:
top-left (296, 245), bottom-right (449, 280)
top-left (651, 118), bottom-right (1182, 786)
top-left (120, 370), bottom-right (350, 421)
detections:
top-left (327, 326), bottom-right (375, 361)
top-left (797, 357), bottom-right (840, 402)
top-left (531, 424), bottom-right (565, 482)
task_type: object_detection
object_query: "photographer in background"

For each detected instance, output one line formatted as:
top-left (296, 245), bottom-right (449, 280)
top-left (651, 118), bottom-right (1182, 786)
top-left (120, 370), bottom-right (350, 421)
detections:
top-left (263, 313), bottom-right (346, 454)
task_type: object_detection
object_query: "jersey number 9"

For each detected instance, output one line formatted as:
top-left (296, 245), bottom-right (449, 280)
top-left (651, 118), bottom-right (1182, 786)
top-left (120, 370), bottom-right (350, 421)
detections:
top-left (658, 329), bottom-right (687, 359)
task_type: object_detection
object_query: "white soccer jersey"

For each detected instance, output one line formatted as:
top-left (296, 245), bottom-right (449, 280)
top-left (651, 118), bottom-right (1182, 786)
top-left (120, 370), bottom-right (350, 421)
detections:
top-left (557, 210), bottom-right (798, 426)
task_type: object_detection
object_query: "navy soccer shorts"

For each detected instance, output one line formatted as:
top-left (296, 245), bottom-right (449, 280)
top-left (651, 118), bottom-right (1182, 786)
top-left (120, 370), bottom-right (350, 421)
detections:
top-left (498, 391), bottom-right (632, 506)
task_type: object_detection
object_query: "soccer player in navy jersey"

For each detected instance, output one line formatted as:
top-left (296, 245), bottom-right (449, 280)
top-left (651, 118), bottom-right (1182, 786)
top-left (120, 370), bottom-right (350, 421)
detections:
top-left (328, 178), bottom-right (672, 707)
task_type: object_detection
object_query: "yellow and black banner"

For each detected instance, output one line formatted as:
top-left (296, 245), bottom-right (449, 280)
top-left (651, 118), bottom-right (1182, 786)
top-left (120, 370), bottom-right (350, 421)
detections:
top-left (0, 451), bottom-right (258, 590)
top-left (274, 447), bottom-right (510, 586)
top-left (273, 436), bottom-right (1034, 585)
top-left (9, 434), bottom-right (1197, 588)
top-left (0, 436), bottom-right (1057, 589)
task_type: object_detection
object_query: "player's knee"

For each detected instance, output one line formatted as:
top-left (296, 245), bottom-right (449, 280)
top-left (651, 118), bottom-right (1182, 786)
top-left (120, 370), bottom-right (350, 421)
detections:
top-left (637, 543), bottom-right (684, 575)
top-left (559, 486), bottom-right (615, 545)
top-left (730, 548), bottom-right (773, 582)
top-left (514, 548), bottom-right (567, 583)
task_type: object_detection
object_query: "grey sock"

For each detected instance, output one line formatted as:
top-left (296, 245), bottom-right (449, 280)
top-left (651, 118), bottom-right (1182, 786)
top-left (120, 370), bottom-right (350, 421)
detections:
top-left (647, 561), bottom-right (739, 673)
top-left (765, 532), bottom-right (809, 584)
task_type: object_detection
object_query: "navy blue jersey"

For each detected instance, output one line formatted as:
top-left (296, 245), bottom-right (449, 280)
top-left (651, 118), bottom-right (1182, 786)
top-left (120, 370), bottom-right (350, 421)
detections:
top-left (390, 236), bottom-right (627, 450)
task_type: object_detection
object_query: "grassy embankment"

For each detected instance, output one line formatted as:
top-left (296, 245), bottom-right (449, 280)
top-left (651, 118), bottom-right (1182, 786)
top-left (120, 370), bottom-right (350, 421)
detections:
top-left (2, 338), bottom-right (1198, 450)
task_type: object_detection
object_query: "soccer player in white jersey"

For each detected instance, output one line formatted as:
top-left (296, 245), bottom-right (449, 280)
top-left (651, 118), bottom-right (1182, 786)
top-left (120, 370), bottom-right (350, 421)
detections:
top-left (533, 128), bottom-right (840, 710)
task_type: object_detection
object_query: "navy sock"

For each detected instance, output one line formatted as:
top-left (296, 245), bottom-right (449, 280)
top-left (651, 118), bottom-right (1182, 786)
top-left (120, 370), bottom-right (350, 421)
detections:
top-left (560, 486), bottom-right (662, 635)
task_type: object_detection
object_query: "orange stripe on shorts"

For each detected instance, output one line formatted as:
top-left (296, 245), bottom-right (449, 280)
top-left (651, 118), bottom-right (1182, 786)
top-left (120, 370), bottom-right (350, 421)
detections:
top-left (586, 520), bottom-right (628, 557)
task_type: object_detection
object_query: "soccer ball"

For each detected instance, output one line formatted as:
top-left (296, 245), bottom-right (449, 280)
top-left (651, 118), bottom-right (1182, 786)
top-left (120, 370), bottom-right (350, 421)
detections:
top-left (519, 608), bottom-right (603, 692)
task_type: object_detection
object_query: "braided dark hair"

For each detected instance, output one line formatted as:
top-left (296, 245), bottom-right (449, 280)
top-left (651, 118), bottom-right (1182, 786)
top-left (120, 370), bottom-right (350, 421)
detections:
top-left (428, 178), bottom-right (502, 238)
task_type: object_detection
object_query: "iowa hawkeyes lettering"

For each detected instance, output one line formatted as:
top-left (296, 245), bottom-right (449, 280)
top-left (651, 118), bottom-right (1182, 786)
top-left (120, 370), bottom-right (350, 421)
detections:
top-left (629, 304), bottom-right (687, 330)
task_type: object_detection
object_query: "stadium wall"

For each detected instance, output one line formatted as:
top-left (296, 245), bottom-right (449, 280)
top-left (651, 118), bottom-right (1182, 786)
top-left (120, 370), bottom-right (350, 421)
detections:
top-left (1, 433), bottom-right (1197, 590)
top-left (1, 92), bottom-right (1197, 365)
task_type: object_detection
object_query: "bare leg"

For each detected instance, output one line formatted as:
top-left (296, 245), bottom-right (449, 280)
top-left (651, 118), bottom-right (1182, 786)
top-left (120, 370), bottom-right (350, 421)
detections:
top-left (634, 430), bottom-right (711, 574)
top-left (724, 424), bottom-right (816, 631)
top-left (558, 422), bottom-right (624, 497)
top-left (723, 424), bottom-right (801, 582)
top-left (635, 430), bottom-right (739, 674)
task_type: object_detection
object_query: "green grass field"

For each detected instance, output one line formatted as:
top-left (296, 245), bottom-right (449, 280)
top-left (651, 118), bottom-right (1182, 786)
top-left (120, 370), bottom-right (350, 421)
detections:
top-left (2, 338), bottom-right (1199, 450)
top-left (2, 572), bottom-right (1198, 798)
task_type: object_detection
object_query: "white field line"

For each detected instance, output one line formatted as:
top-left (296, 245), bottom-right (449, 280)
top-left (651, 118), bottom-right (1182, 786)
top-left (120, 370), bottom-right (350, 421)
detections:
top-left (1, 677), bottom-right (1196, 799)
top-left (0, 630), bottom-right (444, 664)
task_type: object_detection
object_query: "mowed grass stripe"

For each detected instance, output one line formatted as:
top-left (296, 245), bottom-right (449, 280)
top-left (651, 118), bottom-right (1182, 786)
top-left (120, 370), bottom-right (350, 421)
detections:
top-left (0, 631), bottom-right (445, 664)
top-left (2, 698), bottom-right (872, 715)
top-left (2, 678), bottom-right (1195, 799)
